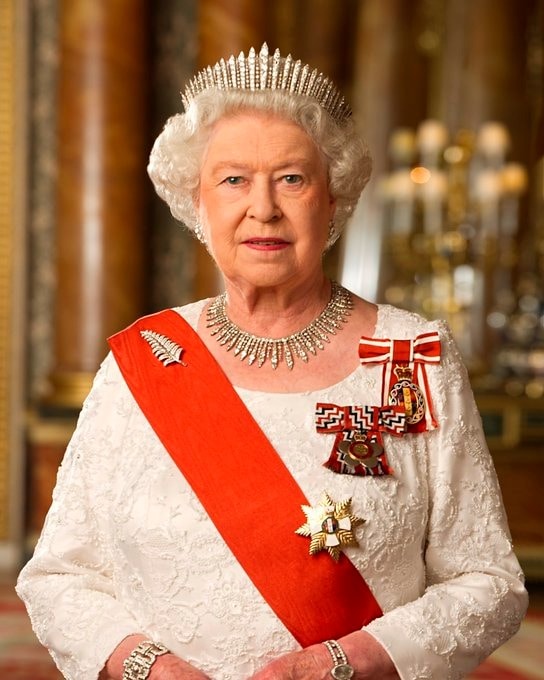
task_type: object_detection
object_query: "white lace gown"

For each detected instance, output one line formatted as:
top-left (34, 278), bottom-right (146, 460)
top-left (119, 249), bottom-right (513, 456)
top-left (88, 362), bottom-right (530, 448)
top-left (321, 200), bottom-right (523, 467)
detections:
top-left (16, 302), bottom-right (528, 680)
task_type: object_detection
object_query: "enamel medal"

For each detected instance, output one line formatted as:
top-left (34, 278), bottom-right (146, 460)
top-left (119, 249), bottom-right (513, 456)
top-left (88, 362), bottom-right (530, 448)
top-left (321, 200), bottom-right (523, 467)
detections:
top-left (359, 333), bottom-right (441, 432)
top-left (315, 403), bottom-right (406, 477)
top-left (387, 365), bottom-right (426, 426)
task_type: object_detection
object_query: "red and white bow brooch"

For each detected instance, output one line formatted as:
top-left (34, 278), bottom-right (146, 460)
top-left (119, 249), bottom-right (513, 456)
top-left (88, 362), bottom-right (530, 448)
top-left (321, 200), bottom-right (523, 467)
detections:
top-left (358, 332), bottom-right (441, 433)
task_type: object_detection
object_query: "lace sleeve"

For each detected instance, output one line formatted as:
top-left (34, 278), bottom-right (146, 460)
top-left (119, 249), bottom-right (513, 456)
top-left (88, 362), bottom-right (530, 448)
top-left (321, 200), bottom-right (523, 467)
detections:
top-left (364, 321), bottom-right (528, 680)
top-left (16, 354), bottom-right (142, 680)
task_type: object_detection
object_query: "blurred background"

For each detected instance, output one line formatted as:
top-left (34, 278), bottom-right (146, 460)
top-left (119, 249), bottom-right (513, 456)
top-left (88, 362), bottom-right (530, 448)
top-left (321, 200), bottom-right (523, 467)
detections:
top-left (0, 0), bottom-right (543, 676)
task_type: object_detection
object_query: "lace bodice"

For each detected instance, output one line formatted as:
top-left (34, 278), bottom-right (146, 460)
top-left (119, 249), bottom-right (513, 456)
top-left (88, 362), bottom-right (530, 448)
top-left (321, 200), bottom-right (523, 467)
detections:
top-left (16, 302), bottom-right (528, 680)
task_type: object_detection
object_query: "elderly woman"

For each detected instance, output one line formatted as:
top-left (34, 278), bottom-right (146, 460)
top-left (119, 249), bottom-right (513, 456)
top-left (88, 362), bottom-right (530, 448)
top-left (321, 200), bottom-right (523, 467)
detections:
top-left (17, 45), bottom-right (527, 680)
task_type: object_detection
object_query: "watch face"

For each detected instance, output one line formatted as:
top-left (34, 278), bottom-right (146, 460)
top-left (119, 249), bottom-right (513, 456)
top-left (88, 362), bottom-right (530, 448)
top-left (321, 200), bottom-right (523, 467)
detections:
top-left (331, 663), bottom-right (354, 680)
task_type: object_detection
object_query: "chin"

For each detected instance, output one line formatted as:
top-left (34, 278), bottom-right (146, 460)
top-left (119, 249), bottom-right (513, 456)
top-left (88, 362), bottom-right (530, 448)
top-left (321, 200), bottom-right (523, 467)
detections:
top-left (228, 265), bottom-right (294, 288)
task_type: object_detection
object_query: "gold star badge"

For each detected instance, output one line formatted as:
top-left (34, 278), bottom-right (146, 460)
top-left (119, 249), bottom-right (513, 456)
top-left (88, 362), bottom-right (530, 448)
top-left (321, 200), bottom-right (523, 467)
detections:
top-left (295, 492), bottom-right (365, 562)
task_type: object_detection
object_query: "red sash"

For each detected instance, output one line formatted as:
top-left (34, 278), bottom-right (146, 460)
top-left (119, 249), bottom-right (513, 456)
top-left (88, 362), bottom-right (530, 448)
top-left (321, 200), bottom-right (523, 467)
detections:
top-left (108, 309), bottom-right (382, 647)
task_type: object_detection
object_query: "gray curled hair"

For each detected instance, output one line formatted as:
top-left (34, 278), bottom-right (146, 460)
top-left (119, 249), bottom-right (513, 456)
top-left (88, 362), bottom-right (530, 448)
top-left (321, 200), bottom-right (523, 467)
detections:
top-left (147, 89), bottom-right (372, 246)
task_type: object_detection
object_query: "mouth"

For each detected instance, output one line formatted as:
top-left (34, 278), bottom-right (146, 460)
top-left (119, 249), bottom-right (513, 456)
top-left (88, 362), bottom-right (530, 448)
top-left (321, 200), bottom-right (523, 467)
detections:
top-left (244, 238), bottom-right (289, 246)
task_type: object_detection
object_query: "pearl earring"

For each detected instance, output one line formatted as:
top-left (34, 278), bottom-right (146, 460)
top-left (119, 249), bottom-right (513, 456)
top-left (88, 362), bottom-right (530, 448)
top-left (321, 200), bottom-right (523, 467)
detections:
top-left (193, 222), bottom-right (206, 244)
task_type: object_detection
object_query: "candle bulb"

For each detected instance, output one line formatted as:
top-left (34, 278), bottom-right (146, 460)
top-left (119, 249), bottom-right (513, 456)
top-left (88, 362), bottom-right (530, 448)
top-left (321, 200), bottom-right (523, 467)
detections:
top-left (500, 163), bottom-right (528, 237)
top-left (389, 128), bottom-right (417, 167)
top-left (388, 169), bottom-right (416, 235)
top-left (415, 170), bottom-right (448, 235)
top-left (474, 169), bottom-right (502, 239)
top-left (416, 119), bottom-right (449, 167)
top-left (501, 163), bottom-right (528, 195)
top-left (476, 122), bottom-right (510, 167)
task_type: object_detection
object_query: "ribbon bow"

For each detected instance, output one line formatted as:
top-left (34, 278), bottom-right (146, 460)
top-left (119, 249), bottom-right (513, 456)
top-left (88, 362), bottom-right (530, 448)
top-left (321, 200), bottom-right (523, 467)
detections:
top-left (358, 332), bottom-right (441, 433)
top-left (358, 332), bottom-right (441, 365)
top-left (315, 402), bottom-right (406, 477)
top-left (315, 403), bottom-right (406, 436)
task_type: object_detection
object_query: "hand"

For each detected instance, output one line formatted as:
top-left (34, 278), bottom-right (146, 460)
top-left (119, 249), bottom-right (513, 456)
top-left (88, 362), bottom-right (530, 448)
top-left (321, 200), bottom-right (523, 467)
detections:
top-left (247, 631), bottom-right (400, 680)
top-left (335, 631), bottom-right (400, 680)
top-left (149, 654), bottom-right (212, 679)
top-left (99, 634), bottom-right (212, 680)
top-left (247, 644), bottom-right (331, 679)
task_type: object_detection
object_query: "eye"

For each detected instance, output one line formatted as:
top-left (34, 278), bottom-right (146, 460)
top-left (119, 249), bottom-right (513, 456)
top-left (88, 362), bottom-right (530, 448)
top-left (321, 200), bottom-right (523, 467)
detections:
top-left (283, 174), bottom-right (302, 185)
top-left (224, 176), bottom-right (244, 186)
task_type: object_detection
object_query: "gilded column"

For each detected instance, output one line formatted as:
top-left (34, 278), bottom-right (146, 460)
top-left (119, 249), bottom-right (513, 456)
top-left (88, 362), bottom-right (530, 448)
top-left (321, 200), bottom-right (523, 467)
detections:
top-left (48, 0), bottom-right (149, 407)
top-left (1, 0), bottom-right (28, 559)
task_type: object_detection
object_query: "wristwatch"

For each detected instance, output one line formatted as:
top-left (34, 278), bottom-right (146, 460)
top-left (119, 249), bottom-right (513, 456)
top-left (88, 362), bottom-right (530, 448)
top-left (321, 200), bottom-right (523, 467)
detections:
top-left (122, 640), bottom-right (170, 680)
top-left (323, 639), bottom-right (355, 679)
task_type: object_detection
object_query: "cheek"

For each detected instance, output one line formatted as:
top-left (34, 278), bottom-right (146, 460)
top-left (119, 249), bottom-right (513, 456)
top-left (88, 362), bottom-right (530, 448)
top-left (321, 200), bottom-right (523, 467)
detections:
top-left (304, 183), bottom-right (334, 213)
top-left (206, 222), bottom-right (239, 263)
top-left (296, 194), bottom-right (332, 235)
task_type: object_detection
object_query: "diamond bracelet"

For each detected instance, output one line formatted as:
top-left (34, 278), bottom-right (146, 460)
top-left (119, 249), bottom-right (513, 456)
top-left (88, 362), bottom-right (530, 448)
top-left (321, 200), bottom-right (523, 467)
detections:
top-left (122, 640), bottom-right (169, 680)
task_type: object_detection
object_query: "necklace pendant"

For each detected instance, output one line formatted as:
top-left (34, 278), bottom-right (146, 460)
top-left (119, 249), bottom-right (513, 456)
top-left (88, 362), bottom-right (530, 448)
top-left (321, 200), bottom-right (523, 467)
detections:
top-left (284, 341), bottom-right (294, 370)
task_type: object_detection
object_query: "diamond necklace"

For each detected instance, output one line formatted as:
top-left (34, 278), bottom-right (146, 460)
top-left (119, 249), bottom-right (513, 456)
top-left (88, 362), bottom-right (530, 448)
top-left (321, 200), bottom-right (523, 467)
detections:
top-left (206, 281), bottom-right (353, 370)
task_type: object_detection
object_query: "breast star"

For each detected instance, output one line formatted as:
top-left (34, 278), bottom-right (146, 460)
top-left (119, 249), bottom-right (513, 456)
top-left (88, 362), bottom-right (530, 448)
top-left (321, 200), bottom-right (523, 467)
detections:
top-left (295, 492), bottom-right (365, 562)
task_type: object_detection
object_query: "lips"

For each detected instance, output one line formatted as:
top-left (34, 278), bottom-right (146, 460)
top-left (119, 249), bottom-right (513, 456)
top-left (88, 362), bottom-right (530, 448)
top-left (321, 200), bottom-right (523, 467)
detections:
top-left (244, 238), bottom-right (289, 245)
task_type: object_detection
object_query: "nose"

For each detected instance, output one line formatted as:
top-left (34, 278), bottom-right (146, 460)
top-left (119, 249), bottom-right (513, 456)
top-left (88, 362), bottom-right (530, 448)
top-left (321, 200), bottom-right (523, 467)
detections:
top-left (246, 178), bottom-right (282, 223)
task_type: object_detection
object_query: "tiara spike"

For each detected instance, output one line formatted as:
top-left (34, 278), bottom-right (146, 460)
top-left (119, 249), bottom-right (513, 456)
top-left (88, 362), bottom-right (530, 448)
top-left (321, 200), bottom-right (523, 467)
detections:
top-left (181, 43), bottom-right (352, 123)
top-left (289, 59), bottom-right (302, 93)
top-left (226, 55), bottom-right (236, 87)
top-left (237, 51), bottom-right (246, 88)
top-left (220, 58), bottom-right (228, 88)
top-left (281, 53), bottom-right (293, 89)
top-left (314, 76), bottom-right (327, 100)
top-left (299, 63), bottom-right (310, 95)
top-left (329, 90), bottom-right (340, 111)
top-left (248, 47), bottom-right (256, 90)
top-left (259, 43), bottom-right (269, 89)
top-left (306, 68), bottom-right (319, 97)
top-left (271, 48), bottom-right (281, 88)
top-left (323, 82), bottom-right (335, 106)
top-left (213, 63), bottom-right (223, 89)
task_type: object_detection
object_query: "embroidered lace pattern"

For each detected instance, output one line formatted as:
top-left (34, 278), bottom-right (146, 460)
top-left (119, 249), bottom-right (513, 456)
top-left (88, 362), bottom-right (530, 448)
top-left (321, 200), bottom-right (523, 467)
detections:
top-left (16, 302), bottom-right (528, 680)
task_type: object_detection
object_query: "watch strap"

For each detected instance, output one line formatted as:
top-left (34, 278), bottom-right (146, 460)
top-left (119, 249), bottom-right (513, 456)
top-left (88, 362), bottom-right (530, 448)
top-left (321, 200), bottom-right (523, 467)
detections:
top-left (323, 639), bottom-right (355, 680)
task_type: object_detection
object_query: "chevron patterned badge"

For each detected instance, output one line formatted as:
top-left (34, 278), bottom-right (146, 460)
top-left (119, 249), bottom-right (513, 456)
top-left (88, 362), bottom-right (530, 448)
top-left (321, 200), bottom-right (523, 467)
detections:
top-left (315, 402), bottom-right (406, 477)
top-left (316, 404), bottom-right (406, 436)
top-left (315, 403), bottom-right (345, 432)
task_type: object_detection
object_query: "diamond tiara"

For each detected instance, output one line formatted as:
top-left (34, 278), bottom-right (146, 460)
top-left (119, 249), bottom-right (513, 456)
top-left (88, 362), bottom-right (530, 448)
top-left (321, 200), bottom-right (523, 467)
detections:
top-left (181, 43), bottom-right (352, 124)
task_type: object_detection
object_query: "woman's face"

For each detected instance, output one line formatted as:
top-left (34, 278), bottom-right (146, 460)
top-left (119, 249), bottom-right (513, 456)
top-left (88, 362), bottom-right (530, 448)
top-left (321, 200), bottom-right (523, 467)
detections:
top-left (196, 111), bottom-right (336, 290)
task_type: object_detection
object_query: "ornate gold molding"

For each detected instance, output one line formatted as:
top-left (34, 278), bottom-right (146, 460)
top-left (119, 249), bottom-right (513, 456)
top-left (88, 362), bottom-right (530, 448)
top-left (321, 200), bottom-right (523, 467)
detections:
top-left (0, 0), bottom-right (27, 545)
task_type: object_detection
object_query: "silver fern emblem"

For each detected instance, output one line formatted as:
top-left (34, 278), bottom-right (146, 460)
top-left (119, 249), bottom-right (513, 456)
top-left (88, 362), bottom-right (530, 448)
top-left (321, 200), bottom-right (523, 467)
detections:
top-left (140, 330), bottom-right (187, 367)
